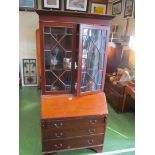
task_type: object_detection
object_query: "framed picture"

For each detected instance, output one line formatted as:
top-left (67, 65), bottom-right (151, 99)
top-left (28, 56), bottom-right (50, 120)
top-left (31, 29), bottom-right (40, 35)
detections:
top-left (65, 0), bottom-right (88, 12)
top-left (21, 58), bottom-right (38, 86)
top-left (91, 3), bottom-right (107, 15)
top-left (43, 0), bottom-right (60, 9)
top-left (112, 0), bottom-right (122, 15)
top-left (19, 0), bottom-right (37, 11)
top-left (124, 0), bottom-right (134, 18)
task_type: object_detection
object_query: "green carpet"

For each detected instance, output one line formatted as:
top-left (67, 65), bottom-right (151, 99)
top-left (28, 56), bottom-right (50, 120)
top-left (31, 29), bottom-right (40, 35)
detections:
top-left (19, 87), bottom-right (135, 155)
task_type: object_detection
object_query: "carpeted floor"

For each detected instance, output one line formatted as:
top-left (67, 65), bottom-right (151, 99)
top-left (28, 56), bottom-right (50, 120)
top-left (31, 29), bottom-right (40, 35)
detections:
top-left (19, 87), bottom-right (135, 155)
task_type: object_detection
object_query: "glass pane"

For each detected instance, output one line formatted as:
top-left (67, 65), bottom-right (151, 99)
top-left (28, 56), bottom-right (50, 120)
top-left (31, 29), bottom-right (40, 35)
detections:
top-left (80, 27), bottom-right (107, 93)
top-left (44, 34), bottom-right (57, 50)
top-left (45, 71), bottom-right (57, 85)
top-left (51, 81), bottom-right (65, 91)
top-left (67, 28), bottom-right (72, 34)
top-left (60, 35), bottom-right (72, 51)
top-left (97, 84), bottom-right (102, 89)
top-left (51, 46), bottom-right (64, 70)
top-left (43, 26), bottom-right (73, 93)
top-left (52, 34), bottom-right (64, 42)
top-left (44, 27), bottom-right (50, 33)
top-left (92, 70), bottom-right (103, 86)
top-left (99, 30), bottom-right (106, 69)
top-left (51, 27), bottom-right (65, 35)
top-left (81, 73), bottom-right (97, 92)
top-left (81, 73), bottom-right (90, 87)
top-left (87, 50), bottom-right (99, 70)
top-left (87, 69), bottom-right (98, 81)
top-left (45, 51), bottom-right (51, 69)
top-left (88, 29), bottom-right (102, 50)
top-left (60, 71), bottom-right (71, 86)
top-left (45, 81), bottom-right (65, 91)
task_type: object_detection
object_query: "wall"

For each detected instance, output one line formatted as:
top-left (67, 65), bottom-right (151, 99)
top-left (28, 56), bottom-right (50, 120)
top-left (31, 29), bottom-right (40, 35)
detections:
top-left (107, 0), bottom-right (135, 37)
top-left (19, 11), bottom-right (39, 60)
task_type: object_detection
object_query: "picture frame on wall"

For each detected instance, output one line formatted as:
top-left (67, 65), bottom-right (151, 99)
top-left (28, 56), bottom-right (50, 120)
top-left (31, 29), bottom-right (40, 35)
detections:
top-left (21, 58), bottom-right (38, 86)
top-left (91, 3), bottom-right (107, 15)
top-left (124, 0), bottom-right (134, 18)
top-left (65, 0), bottom-right (88, 12)
top-left (19, 0), bottom-right (38, 11)
top-left (43, 0), bottom-right (60, 9)
top-left (112, 0), bottom-right (122, 15)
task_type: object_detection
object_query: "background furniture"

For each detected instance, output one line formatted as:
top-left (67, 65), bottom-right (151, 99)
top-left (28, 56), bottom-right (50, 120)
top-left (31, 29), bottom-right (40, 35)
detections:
top-left (105, 73), bottom-right (127, 112)
top-left (105, 42), bottom-right (135, 112)
top-left (122, 81), bottom-right (135, 112)
top-left (106, 43), bottom-right (130, 73)
top-left (36, 10), bottom-right (114, 154)
top-left (105, 73), bottom-right (135, 113)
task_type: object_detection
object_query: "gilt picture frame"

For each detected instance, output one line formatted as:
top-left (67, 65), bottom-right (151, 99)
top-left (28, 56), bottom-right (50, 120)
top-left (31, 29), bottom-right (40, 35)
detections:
top-left (91, 3), bottom-right (107, 15)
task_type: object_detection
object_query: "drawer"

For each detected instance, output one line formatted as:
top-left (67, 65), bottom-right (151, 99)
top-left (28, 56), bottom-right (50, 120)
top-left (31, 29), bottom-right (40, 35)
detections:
top-left (42, 134), bottom-right (104, 152)
top-left (41, 116), bottom-right (107, 130)
top-left (42, 125), bottom-right (105, 139)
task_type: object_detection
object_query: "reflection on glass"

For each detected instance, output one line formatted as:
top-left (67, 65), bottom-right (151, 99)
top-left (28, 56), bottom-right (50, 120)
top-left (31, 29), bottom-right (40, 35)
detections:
top-left (51, 46), bottom-right (64, 70)
top-left (60, 35), bottom-right (72, 51)
top-left (81, 73), bottom-right (97, 92)
top-left (45, 71), bottom-right (56, 85)
top-left (51, 27), bottom-right (65, 35)
top-left (80, 28), bottom-right (106, 93)
top-left (44, 27), bottom-right (50, 33)
top-left (44, 34), bottom-right (57, 50)
top-left (44, 26), bottom-right (73, 92)
top-left (45, 51), bottom-right (50, 69)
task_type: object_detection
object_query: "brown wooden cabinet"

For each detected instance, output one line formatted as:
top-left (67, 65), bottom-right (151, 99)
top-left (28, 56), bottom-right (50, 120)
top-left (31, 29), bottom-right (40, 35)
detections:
top-left (41, 93), bottom-right (108, 154)
top-left (36, 10), bottom-right (114, 154)
top-left (36, 29), bottom-right (41, 88)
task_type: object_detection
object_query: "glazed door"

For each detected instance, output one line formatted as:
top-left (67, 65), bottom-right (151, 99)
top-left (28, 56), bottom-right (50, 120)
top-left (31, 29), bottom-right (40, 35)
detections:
top-left (77, 24), bottom-right (109, 96)
top-left (40, 22), bottom-right (76, 94)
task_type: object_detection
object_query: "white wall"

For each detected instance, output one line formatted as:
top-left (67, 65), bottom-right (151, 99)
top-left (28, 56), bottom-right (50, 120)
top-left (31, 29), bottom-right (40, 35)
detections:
top-left (107, 0), bottom-right (135, 37)
top-left (19, 11), bottom-right (39, 60)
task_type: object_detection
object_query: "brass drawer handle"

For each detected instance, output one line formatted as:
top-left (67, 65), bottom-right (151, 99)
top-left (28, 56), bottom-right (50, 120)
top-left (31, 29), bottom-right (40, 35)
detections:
top-left (88, 129), bottom-right (96, 134)
top-left (88, 139), bottom-right (94, 145)
top-left (54, 122), bottom-right (63, 128)
top-left (55, 132), bottom-right (63, 138)
top-left (42, 122), bottom-right (46, 128)
top-left (90, 119), bottom-right (97, 124)
top-left (54, 144), bottom-right (63, 149)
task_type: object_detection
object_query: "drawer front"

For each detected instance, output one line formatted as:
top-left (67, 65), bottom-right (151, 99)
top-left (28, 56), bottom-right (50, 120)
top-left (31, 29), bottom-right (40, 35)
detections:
top-left (42, 125), bottom-right (105, 139)
top-left (41, 116), bottom-right (106, 130)
top-left (42, 134), bottom-right (104, 152)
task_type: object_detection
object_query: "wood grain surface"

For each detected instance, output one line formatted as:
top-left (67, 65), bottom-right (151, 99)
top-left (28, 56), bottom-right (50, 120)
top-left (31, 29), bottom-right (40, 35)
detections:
top-left (41, 93), bottom-right (108, 119)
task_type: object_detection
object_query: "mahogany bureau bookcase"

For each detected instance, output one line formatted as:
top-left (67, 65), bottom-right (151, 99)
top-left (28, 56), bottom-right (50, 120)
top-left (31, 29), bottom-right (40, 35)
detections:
top-left (36, 10), bottom-right (114, 155)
